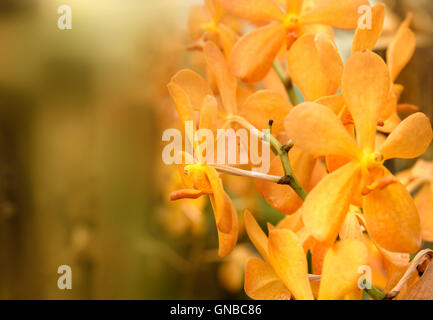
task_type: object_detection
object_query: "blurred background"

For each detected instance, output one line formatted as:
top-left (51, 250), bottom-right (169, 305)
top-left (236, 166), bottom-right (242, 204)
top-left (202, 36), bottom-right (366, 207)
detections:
top-left (0, 0), bottom-right (431, 299)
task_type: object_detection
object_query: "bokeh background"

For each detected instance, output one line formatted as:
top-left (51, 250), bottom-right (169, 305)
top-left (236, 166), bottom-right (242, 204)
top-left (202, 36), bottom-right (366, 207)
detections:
top-left (0, 0), bottom-right (432, 299)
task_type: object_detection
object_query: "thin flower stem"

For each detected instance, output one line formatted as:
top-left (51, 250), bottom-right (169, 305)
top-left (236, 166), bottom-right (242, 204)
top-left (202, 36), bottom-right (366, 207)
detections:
top-left (266, 127), bottom-right (308, 201)
top-left (363, 280), bottom-right (387, 300)
top-left (211, 164), bottom-right (281, 183)
top-left (224, 115), bottom-right (308, 201)
top-left (272, 60), bottom-right (300, 106)
top-left (223, 115), bottom-right (266, 140)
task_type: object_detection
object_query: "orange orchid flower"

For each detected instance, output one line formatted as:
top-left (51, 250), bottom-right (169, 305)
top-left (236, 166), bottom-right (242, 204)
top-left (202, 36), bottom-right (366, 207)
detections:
top-left (220, 0), bottom-right (368, 82)
top-left (166, 40), bottom-right (296, 257)
top-left (188, 0), bottom-right (240, 57)
top-left (160, 169), bottom-right (207, 237)
top-left (167, 69), bottom-right (239, 258)
top-left (299, 6), bottom-right (417, 133)
top-left (243, 210), bottom-right (368, 300)
top-left (286, 3), bottom-right (384, 103)
top-left (281, 4), bottom-right (385, 175)
top-left (284, 50), bottom-right (433, 253)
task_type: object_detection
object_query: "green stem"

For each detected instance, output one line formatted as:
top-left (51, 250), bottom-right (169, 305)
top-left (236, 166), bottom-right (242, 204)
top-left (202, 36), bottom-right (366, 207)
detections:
top-left (272, 61), bottom-right (300, 106)
top-left (366, 287), bottom-right (386, 300)
top-left (362, 280), bottom-right (386, 300)
top-left (266, 123), bottom-right (308, 201)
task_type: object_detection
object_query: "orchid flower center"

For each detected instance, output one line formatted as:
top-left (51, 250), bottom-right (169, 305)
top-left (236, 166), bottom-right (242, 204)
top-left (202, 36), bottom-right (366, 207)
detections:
top-left (201, 21), bottom-right (218, 32)
top-left (361, 151), bottom-right (384, 170)
top-left (184, 163), bottom-right (202, 176)
top-left (283, 14), bottom-right (299, 29)
top-left (184, 163), bottom-right (213, 192)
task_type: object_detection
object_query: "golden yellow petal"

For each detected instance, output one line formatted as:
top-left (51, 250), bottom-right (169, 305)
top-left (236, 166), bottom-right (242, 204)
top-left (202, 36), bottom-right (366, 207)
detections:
top-left (302, 161), bottom-right (361, 244)
top-left (229, 23), bottom-right (286, 83)
top-left (286, 0), bottom-right (304, 15)
top-left (300, 0), bottom-right (369, 29)
top-left (268, 229), bottom-right (314, 300)
top-left (240, 89), bottom-right (292, 136)
top-left (171, 69), bottom-right (213, 111)
top-left (215, 193), bottom-right (239, 258)
top-left (379, 112), bottom-right (433, 160)
top-left (244, 210), bottom-right (270, 261)
top-left (287, 34), bottom-right (340, 101)
top-left (203, 41), bottom-right (238, 114)
top-left (363, 180), bottom-right (421, 253)
top-left (387, 13), bottom-right (416, 82)
top-left (284, 103), bottom-right (360, 158)
top-left (244, 257), bottom-right (291, 300)
top-left (351, 3), bottom-right (385, 53)
top-left (318, 239), bottom-right (368, 300)
top-left (220, 0), bottom-right (285, 23)
top-left (342, 50), bottom-right (391, 152)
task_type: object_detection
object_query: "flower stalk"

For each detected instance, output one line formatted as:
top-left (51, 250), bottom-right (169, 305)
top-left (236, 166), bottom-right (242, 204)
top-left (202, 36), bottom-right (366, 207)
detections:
top-left (272, 60), bottom-right (300, 106)
top-left (364, 281), bottom-right (387, 300)
top-left (211, 164), bottom-right (281, 183)
top-left (266, 120), bottom-right (308, 201)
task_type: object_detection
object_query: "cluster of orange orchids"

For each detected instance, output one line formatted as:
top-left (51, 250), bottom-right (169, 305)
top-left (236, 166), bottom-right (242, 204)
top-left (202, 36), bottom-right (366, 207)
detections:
top-left (166, 0), bottom-right (433, 300)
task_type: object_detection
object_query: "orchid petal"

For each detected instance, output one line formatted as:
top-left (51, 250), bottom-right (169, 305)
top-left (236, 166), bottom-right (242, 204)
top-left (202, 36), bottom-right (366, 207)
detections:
top-left (387, 14), bottom-right (416, 82)
top-left (363, 180), bottom-right (421, 253)
top-left (286, 0), bottom-right (304, 15)
top-left (244, 210), bottom-right (270, 261)
top-left (268, 229), bottom-right (314, 300)
top-left (287, 34), bottom-right (340, 101)
top-left (284, 103), bottom-right (360, 158)
top-left (240, 90), bottom-right (292, 136)
top-left (301, 161), bottom-right (361, 244)
top-left (229, 23), bottom-right (286, 83)
top-left (351, 3), bottom-right (385, 53)
top-left (220, 0), bottom-right (285, 23)
top-left (342, 50), bottom-right (391, 152)
top-left (379, 112), bottom-right (433, 160)
top-left (244, 258), bottom-right (291, 300)
top-left (171, 69), bottom-right (213, 111)
top-left (203, 41), bottom-right (238, 114)
top-left (318, 239), bottom-right (368, 300)
top-left (300, 0), bottom-right (369, 29)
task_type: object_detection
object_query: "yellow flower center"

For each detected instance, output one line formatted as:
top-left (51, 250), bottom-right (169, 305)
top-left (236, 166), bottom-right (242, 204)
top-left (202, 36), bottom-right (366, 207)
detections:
top-left (283, 14), bottom-right (299, 29)
top-left (361, 151), bottom-right (384, 170)
top-left (184, 163), bottom-right (213, 193)
top-left (201, 20), bottom-right (218, 32)
top-left (184, 163), bottom-right (202, 176)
